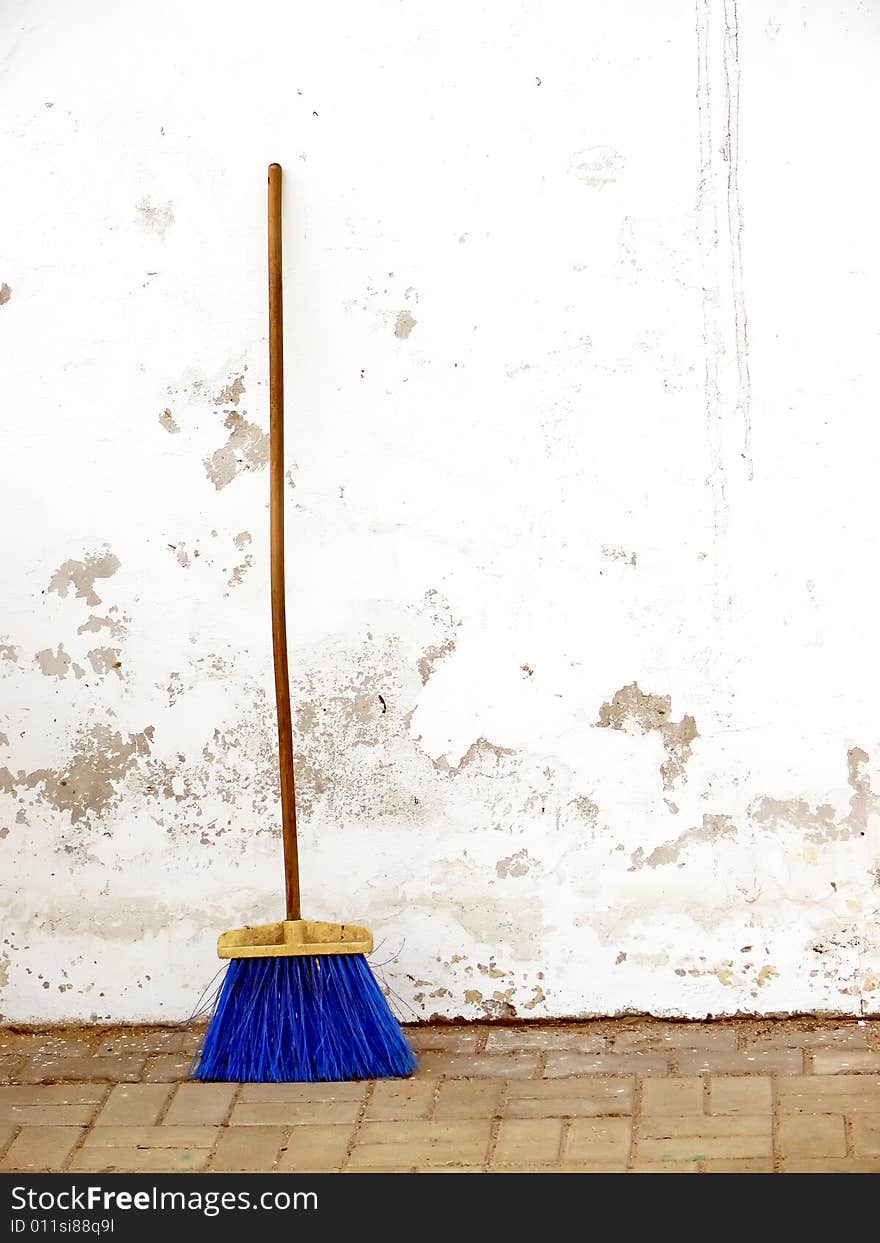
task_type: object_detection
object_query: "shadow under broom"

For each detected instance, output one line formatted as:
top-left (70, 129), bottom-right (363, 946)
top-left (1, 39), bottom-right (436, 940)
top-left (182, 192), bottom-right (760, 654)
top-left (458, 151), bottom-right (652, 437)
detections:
top-left (193, 164), bottom-right (417, 1083)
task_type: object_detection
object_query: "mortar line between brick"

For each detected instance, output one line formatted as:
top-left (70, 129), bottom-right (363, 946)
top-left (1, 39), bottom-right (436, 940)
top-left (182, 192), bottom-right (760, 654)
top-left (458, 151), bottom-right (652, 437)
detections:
top-left (0, 1124), bottom-right (22, 1163)
top-left (341, 1079), bottom-right (376, 1171)
top-left (427, 1073), bottom-right (442, 1121)
top-left (483, 1078), bottom-right (509, 1171)
top-left (475, 1026), bottom-right (490, 1054)
top-left (770, 1074), bottom-right (781, 1173)
top-left (59, 1084), bottom-right (112, 1172)
top-left (843, 1113), bottom-right (855, 1159)
top-left (204, 1083), bottom-right (241, 1171)
top-left (559, 1115), bottom-right (572, 1165)
top-left (628, 1076), bottom-right (643, 1170)
top-left (702, 1072), bottom-right (711, 1114)
top-left (150, 1082), bottom-right (177, 1126)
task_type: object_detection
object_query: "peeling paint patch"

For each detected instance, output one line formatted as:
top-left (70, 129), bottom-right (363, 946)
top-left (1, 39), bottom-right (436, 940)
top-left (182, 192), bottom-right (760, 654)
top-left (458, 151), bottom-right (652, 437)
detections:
top-left (417, 638), bottom-right (455, 685)
top-left (158, 408), bottom-right (180, 434)
top-left (1, 724), bottom-right (154, 825)
top-left (204, 412), bottom-right (269, 490)
top-left (751, 748), bottom-right (878, 843)
top-left (77, 613), bottom-right (126, 641)
top-left (629, 813), bottom-right (736, 870)
top-left (215, 375), bottom-right (245, 406)
top-left (86, 647), bottom-right (122, 677)
top-left (433, 736), bottom-right (515, 776)
top-left (0, 283), bottom-right (11, 305)
top-left (35, 644), bottom-right (72, 679)
top-left (596, 681), bottom-right (698, 789)
top-left (496, 848), bottom-right (536, 879)
top-left (0, 641), bottom-right (19, 662)
top-left (48, 550), bottom-right (121, 607)
top-left (394, 310), bottom-right (417, 339)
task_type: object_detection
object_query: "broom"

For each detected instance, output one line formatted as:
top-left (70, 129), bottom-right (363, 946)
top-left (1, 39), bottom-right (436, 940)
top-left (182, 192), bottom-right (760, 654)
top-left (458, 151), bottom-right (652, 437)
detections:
top-left (193, 164), bottom-right (417, 1082)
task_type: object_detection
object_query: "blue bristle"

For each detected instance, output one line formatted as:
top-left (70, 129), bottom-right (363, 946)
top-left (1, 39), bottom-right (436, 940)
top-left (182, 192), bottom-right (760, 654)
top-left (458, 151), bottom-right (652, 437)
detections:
top-left (192, 954), bottom-right (418, 1082)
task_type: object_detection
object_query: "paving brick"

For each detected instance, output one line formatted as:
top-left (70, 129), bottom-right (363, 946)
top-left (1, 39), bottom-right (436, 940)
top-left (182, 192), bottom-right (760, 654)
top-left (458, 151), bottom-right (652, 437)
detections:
top-left (566, 1117), bottom-right (631, 1163)
top-left (82, 1126), bottom-right (217, 1148)
top-left (485, 1027), bottom-right (606, 1053)
top-left (613, 1025), bottom-right (737, 1052)
top-left (628, 1161), bottom-right (701, 1173)
top-left (230, 1099), bottom-right (362, 1126)
top-left (1, 1126), bottom-right (85, 1171)
top-left (142, 1054), bottom-right (193, 1082)
top-left (364, 1081), bottom-right (434, 1120)
top-left (709, 1076), bottom-right (772, 1115)
top-left (348, 1119), bottom-right (492, 1169)
top-left (434, 1080), bottom-right (504, 1120)
top-left (0, 1034), bottom-right (94, 1057)
top-left (492, 1118), bottom-right (562, 1165)
top-left (277, 1124), bottom-right (355, 1171)
top-left (71, 1147), bottom-right (209, 1173)
top-left (851, 1115), bottom-right (880, 1157)
top-left (641, 1078), bottom-right (703, 1116)
top-left (211, 1125), bottom-right (287, 1171)
top-left (17, 1055), bottom-right (146, 1083)
top-left (778, 1113), bottom-right (846, 1158)
top-left (0, 1054), bottom-right (26, 1083)
top-left (778, 1075), bottom-right (880, 1113)
top-left (556, 1163), bottom-right (630, 1173)
top-left (94, 1084), bottom-right (172, 1126)
top-left (639, 1115), bottom-right (771, 1162)
top-left (416, 1053), bottom-right (540, 1079)
top-left (780, 1158), bottom-right (880, 1173)
top-left (0, 1085), bottom-right (106, 1127)
top-left (744, 1025), bottom-right (868, 1050)
top-left (677, 1049), bottom-right (802, 1076)
top-left (811, 1050), bottom-right (880, 1075)
top-left (232, 1098), bottom-right (362, 1128)
top-left (545, 1051), bottom-right (669, 1077)
top-left (506, 1076), bottom-right (634, 1118)
top-left (701, 1158), bottom-right (775, 1172)
top-left (94, 1029), bottom-right (185, 1056)
top-left (404, 1026), bottom-right (485, 1052)
top-left (163, 1083), bottom-right (236, 1126)
top-left (239, 1082), bottom-right (367, 1102)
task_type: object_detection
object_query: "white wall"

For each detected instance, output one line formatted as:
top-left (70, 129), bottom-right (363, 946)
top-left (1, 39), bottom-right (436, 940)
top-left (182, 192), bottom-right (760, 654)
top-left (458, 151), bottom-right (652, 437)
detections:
top-left (1, 0), bottom-right (878, 1023)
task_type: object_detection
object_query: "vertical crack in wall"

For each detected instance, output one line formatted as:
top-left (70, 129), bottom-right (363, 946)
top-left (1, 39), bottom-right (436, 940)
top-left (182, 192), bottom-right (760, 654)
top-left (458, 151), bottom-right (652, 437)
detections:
top-left (723, 0), bottom-right (752, 480)
top-left (696, 0), bottom-right (752, 552)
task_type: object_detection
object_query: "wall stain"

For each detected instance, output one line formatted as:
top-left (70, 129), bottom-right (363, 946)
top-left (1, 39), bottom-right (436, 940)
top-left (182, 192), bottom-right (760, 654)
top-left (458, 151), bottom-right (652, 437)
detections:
top-left (48, 551), bottom-right (121, 607)
top-left (204, 412), bottom-right (269, 490)
top-left (568, 145), bottom-right (625, 187)
top-left (596, 681), bottom-right (698, 790)
top-left (136, 198), bottom-right (174, 238)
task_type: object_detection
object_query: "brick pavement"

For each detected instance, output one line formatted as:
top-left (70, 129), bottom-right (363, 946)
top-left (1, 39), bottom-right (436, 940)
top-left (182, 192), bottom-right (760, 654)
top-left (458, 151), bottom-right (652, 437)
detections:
top-left (1, 1019), bottom-right (879, 1173)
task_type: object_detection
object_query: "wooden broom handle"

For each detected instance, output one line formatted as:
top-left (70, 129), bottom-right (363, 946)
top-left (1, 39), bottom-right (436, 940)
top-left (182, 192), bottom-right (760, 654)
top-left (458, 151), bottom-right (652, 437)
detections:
top-left (268, 162), bottom-right (301, 921)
